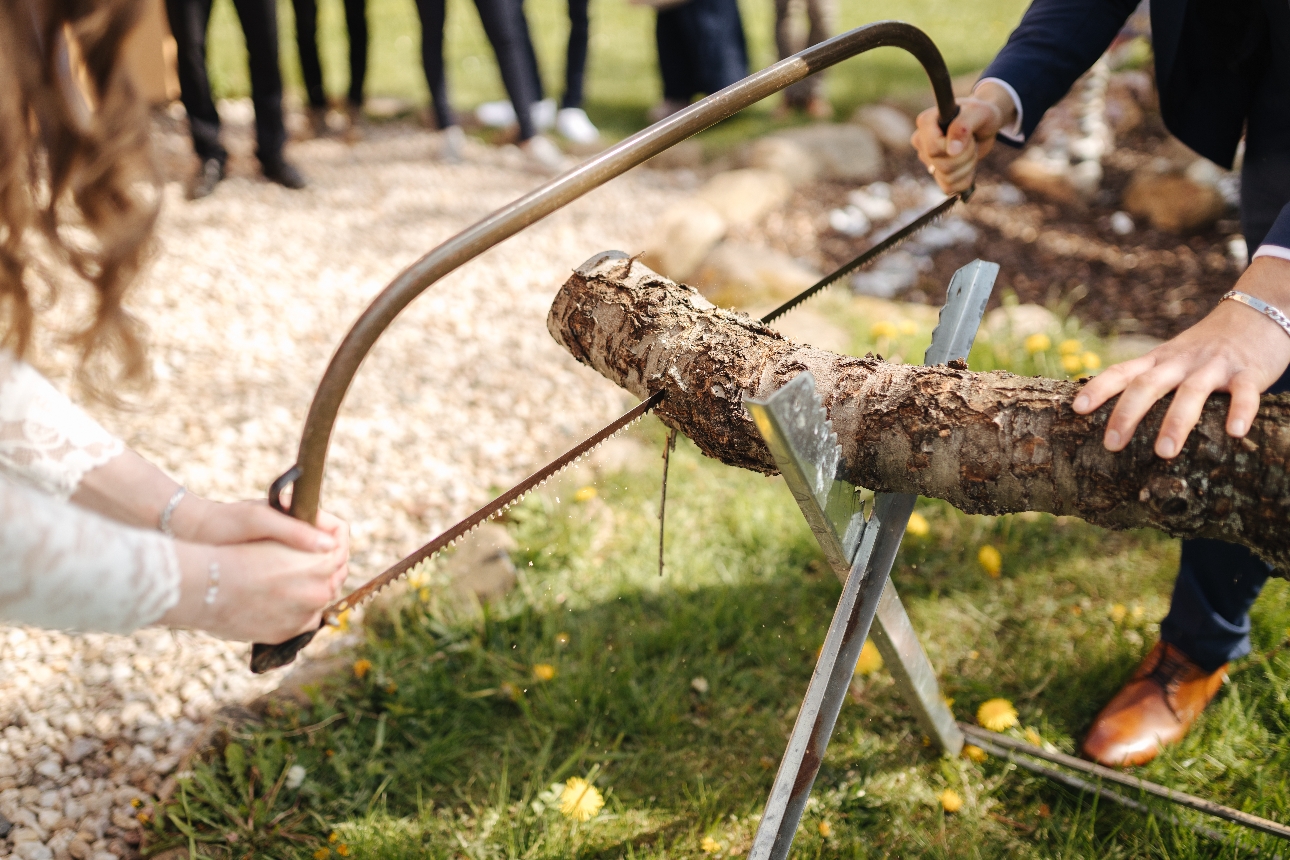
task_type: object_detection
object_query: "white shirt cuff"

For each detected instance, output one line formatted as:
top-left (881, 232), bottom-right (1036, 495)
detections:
top-left (975, 77), bottom-right (1025, 144)
top-left (1253, 245), bottom-right (1290, 264)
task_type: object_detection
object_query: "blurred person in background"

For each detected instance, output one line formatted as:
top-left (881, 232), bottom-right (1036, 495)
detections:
top-left (165, 0), bottom-right (307, 197)
top-left (291, 0), bottom-right (369, 140)
top-left (475, 0), bottom-right (601, 145)
top-left (912, 0), bottom-right (1290, 767)
top-left (648, 0), bottom-right (748, 122)
top-left (0, 0), bottom-right (350, 641)
top-left (773, 0), bottom-right (833, 118)
top-left (414, 0), bottom-right (564, 170)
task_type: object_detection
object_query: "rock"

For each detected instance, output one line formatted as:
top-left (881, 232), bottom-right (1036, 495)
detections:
top-left (67, 839), bottom-right (91, 860)
top-left (852, 104), bottom-right (915, 151)
top-left (695, 169), bottom-right (792, 227)
top-left (447, 523), bottom-right (518, 602)
top-left (771, 124), bottom-right (883, 182)
top-left (14, 841), bottom-right (53, 860)
top-left (1123, 168), bottom-right (1226, 233)
top-left (640, 201), bottom-right (727, 281)
top-left (691, 242), bottom-right (821, 310)
top-left (850, 251), bottom-right (930, 298)
top-left (0, 808), bottom-right (10, 837)
top-left (743, 137), bottom-right (818, 186)
top-left (646, 139), bottom-right (704, 170)
top-left (983, 304), bottom-right (1059, 339)
top-left (1009, 149), bottom-right (1080, 204)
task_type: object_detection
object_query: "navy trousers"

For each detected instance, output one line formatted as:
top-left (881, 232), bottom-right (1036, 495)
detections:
top-left (655, 0), bottom-right (748, 102)
top-left (1160, 21), bottom-right (1290, 671)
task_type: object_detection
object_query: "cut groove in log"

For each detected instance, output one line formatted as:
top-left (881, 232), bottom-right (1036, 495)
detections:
top-left (548, 251), bottom-right (1290, 573)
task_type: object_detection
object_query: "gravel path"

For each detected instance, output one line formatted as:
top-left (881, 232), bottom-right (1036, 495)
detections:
top-left (0, 118), bottom-right (687, 860)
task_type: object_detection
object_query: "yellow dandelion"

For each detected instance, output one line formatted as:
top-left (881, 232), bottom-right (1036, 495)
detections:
top-left (905, 511), bottom-right (930, 537)
top-left (977, 545), bottom-right (1003, 578)
top-left (963, 744), bottom-right (987, 763)
top-left (555, 632), bottom-right (570, 647)
top-left (978, 698), bottom-right (1019, 732)
top-left (898, 320), bottom-right (918, 335)
top-left (335, 609), bottom-right (351, 633)
top-left (818, 820), bottom-right (833, 837)
top-left (1024, 332), bottom-right (1052, 354)
top-left (1132, 604), bottom-right (1145, 620)
top-left (559, 777), bottom-right (605, 822)
top-left (854, 639), bottom-right (884, 675)
top-left (1081, 352), bottom-right (1102, 370)
top-left (1061, 354), bottom-right (1083, 373)
top-left (1024, 727), bottom-right (1042, 746)
top-left (352, 659), bottom-right (372, 680)
top-left (385, 682), bottom-right (398, 694)
top-left (967, 649), bottom-right (980, 660)
top-left (533, 663), bottom-right (557, 682)
top-left (939, 788), bottom-right (963, 813)
top-left (574, 486), bottom-right (598, 502)
top-left (419, 587), bottom-right (431, 603)
top-left (944, 696), bottom-right (955, 709)
top-left (329, 833), bottom-right (339, 843)
top-left (1059, 339), bottom-right (1082, 355)
top-left (1109, 603), bottom-right (1127, 623)
top-left (313, 849), bottom-right (330, 860)
top-left (136, 812), bottom-right (150, 825)
top-left (871, 320), bottom-right (898, 339)
top-left (701, 836), bottom-right (723, 854)
top-left (336, 846), bottom-right (350, 857)
top-left (130, 798), bottom-right (142, 808)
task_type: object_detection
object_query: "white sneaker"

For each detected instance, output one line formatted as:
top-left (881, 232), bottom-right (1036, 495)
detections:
top-left (476, 99), bottom-right (516, 127)
top-left (520, 134), bottom-right (565, 173)
top-left (556, 107), bottom-right (600, 144)
top-left (531, 98), bottom-right (557, 131)
top-left (441, 125), bottom-right (466, 163)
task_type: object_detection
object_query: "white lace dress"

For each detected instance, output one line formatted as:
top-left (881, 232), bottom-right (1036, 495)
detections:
top-left (0, 352), bottom-right (179, 633)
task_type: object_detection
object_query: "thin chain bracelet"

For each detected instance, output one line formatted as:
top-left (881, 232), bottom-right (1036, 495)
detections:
top-left (204, 561), bottom-right (221, 605)
top-left (1222, 290), bottom-right (1290, 340)
top-left (158, 486), bottom-right (187, 536)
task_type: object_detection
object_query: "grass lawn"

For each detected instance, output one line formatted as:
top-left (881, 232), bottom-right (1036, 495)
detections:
top-left (204, 0), bottom-right (1029, 140)
top-left (147, 294), bottom-right (1290, 859)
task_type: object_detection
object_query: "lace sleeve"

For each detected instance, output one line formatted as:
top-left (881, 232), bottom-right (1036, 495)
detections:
top-left (0, 351), bottom-right (124, 501)
top-left (0, 475), bottom-right (180, 634)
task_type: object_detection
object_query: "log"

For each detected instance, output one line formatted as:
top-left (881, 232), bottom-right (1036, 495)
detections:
top-left (548, 251), bottom-right (1290, 573)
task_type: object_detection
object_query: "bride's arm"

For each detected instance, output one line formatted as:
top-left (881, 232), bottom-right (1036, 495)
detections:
top-left (0, 475), bottom-right (348, 640)
top-left (0, 351), bottom-right (344, 552)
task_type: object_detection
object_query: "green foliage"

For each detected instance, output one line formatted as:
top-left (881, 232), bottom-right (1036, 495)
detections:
top-left (151, 297), bottom-right (1290, 858)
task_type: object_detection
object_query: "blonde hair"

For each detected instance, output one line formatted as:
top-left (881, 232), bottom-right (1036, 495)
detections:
top-left (0, 0), bottom-right (159, 396)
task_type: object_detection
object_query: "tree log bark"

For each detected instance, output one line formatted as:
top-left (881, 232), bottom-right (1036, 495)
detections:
top-left (548, 251), bottom-right (1290, 573)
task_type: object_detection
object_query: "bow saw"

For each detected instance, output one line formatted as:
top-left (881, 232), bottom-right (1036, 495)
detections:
top-left (252, 21), bottom-right (968, 673)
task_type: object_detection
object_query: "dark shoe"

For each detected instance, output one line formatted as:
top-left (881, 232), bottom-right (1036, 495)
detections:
top-left (263, 159), bottom-right (307, 190)
top-left (186, 158), bottom-right (224, 200)
top-left (307, 105), bottom-right (329, 138)
top-left (1081, 641), bottom-right (1226, 767)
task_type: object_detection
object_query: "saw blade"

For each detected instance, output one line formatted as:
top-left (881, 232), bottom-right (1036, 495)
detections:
top-left (761, 190), bottom-right (966, 324)
top-left (331, 192), bottom-right (966, 621)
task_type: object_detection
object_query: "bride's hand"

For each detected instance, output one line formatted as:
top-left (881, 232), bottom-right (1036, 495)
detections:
top-left (171, 496), bottom-right (348, 555)
top-left (165, 536), bottom-right (349, 642)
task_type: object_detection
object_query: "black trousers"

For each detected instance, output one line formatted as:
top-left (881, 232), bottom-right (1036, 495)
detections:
top-left (413, 0), bottom-right (541, 138)
top-left (1158, 0), bottom-right (1290, 671)
top-left (291, 0), bottom-right (369, 108)
top-left (165, 0), bottom-right (287, 166)
top-left (656, 0), bottom-right (748, 102)
top-left (515, 0), bottom-right (589, 109)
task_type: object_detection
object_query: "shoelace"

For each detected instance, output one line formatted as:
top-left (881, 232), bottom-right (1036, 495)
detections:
top-left (1145, 647), bottom-right (1193, 720)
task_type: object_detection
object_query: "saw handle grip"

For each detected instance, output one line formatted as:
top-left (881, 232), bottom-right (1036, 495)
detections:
top-left (249, 463), bottom-right (319, 674)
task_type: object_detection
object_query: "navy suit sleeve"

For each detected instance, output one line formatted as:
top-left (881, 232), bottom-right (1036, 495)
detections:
top-left (1263, 204), bottom-right (1290, 252)
top-left (981, 0), bottom-right (1143, 143)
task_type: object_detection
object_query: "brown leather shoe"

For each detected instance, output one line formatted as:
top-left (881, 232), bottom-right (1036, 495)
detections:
top-left (1081, 641), bottom-right (1226, 767)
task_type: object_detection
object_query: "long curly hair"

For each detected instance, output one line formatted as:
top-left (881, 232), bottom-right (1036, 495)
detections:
top-left (0, 0), bottom-right (159, 396)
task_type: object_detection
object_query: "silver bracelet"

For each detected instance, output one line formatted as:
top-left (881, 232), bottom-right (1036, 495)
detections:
top-left (1222, 290), bottom-right (1290, 340)
top-left (204, 561), bottom-right (221, 605)
top-left (158, 487), bottom-right (187, 536)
